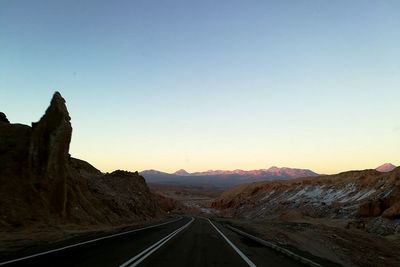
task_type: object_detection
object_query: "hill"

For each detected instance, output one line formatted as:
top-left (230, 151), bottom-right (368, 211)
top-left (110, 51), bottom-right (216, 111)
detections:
top-left (212, 167), bottom-right (400, 234)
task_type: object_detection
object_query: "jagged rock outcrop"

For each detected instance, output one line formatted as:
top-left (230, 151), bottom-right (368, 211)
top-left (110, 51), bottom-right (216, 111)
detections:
top-left (29, 92), bottom-right (72, 217)
top-left (0, 92), bottom-right (162, 228)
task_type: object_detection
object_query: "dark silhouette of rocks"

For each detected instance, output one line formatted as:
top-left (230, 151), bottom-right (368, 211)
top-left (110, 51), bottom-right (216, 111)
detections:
top-left (29, 92), bottom-right (72, 217)
top-left (88, 170), bottom-right (160, 222)
top-left (0, 92), bottom-right (162, 229)
top-left (0, 112), bottom-right (9, 123)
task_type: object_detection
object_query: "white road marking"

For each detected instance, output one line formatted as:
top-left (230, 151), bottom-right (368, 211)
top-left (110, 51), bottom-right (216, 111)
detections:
top-left (207, 218), bottom-right (257, 267)
top-left (120, 217), bottom-right (194, 267)
top-left (0, 217), bottom-right (183, 266)
top-left (119, 228), bottom-right (180, 267)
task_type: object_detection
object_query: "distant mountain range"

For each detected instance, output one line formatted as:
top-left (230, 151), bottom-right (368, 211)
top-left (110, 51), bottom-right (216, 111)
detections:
top-left (175, 166), bottom-right (318, 178)
top-left (141, 163), bottom-right (398, 188)
top-left (140, 167), bottom-right (319, 188)
top-left (375, 163), bottom-right (397, 172)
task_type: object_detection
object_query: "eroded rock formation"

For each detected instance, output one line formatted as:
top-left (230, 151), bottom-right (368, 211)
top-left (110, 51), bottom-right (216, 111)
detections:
top-left (212, 168), bottom-right (400, 234)
top-left (29, 92), bottom-right (72, 217)
top-left (0, 92), bottom-right (162, 228)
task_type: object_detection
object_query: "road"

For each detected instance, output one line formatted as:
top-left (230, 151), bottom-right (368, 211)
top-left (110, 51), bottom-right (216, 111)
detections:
top-left (0, 217), bottom-right (304, 267)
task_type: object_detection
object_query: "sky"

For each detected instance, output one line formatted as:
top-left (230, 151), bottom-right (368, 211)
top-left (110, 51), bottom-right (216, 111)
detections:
top-left (1, 0), bottom-right (399, 174)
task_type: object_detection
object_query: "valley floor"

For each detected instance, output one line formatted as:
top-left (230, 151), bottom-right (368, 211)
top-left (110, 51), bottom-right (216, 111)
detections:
top-left (216, 215), bottom-right (400, 267)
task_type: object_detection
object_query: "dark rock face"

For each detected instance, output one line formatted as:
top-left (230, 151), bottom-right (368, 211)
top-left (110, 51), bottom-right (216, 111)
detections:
top-left (0, 92), bottom-right (161, 228)
top-left (0, 112), bottom-right (9, 123)
top-left (0, 121), bottom-right (34, 226)
top-left (0, 92), bottom-right (73, 224)
top-left (359, 194), bottom-right (400, 219)
top-left (29, 92), bottom-right (72, 216)
top-left (88, 170), bottom-right (160, 222)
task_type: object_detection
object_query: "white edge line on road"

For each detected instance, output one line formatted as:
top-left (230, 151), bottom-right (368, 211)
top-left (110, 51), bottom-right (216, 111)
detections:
top-left (0, 217), bottom-right (183, 266)
top-left (120, 217), bottom-right (194, 267)
top-left (207, 218), bottom-right (257, 267)
top-left (226, 225), bottom-right (322, 267)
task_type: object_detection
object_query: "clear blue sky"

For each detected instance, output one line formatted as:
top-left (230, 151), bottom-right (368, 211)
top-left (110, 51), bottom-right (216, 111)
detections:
top-left (1, 0), bottom-right (399, 174)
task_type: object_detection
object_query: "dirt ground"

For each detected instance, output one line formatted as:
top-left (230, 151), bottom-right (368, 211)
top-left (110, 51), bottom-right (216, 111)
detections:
top-left (218, 214), bottom-right (400, 267)
top-left (149, 183), bottom-right (219, 214)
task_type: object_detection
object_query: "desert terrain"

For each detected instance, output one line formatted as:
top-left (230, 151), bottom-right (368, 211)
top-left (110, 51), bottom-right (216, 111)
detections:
top-left (211, 166), bottom-right (400, 266)
top-left (1, 92), bottom-right (399, 266)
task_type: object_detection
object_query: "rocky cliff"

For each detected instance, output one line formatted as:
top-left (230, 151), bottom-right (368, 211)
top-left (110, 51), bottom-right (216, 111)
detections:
top-left (0, 92), bottom-right (162, 228)
top-left (212, 168), bottom-right (400, 235)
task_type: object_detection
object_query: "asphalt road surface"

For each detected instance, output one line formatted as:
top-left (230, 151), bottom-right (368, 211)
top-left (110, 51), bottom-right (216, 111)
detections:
top-left (0, 217), bottom-right (304, 267)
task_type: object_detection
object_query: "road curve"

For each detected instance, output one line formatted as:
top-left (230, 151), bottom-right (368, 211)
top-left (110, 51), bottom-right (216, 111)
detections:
top-left (0, 217), bottom-right (304, 267)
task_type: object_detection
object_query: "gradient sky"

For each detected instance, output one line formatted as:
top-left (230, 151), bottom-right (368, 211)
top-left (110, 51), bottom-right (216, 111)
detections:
top-left (1, 0), bottom-right (399, 174)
